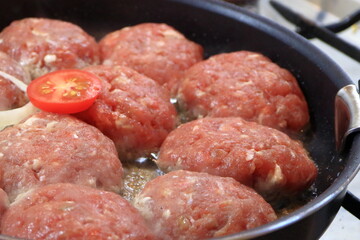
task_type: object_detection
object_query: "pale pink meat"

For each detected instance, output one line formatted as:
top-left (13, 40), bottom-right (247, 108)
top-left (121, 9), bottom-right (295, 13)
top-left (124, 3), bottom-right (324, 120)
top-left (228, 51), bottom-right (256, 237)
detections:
top-left (157, 117), bottom-right (317, 198)
top-left (99, 23), bottom-right (203, 94)
top-left (0, 112), bottom-right (123, 201)
top-left (0, 51), bottom-right (30, 110)
top-left (177, 51), bottom-right (309, 131)
top-left (0, 18), bottom-right (100, 79)
top-left (76, 65), bottom-right (178, 161)
top-left (134, 170), bottom-right (277, 240)
top-left (1, 183), bottom-right (155, 240)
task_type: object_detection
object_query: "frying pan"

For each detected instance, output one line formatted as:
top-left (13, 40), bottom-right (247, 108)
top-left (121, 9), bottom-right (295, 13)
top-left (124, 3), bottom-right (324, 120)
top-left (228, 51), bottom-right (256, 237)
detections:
top-left (0, 0), bottom-right (359, 239)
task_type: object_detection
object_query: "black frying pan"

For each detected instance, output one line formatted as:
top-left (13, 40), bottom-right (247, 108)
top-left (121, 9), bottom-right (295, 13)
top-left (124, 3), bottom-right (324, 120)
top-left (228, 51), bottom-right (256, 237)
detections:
top-left (0, 0), bottom-right (359, 239)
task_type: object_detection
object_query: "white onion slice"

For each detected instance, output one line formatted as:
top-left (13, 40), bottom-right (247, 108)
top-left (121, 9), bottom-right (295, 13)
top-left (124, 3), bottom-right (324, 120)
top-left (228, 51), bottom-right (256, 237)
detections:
top-left (0, 71), bottom-right (36, 130)
top-left (0, 70), bottom-right (28, 92)
top-left (0, 102), bottom-right (38, 130)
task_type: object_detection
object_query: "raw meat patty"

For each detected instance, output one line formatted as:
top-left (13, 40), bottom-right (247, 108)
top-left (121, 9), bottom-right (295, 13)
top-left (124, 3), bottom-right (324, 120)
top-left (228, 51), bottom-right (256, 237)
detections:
top-left (0, 51), bottom-right (30, 110)
top-left (76, 65), bottom-right (177, 161)
top-left (177, 51), bottom-right (309, 131)
top-left (0, 18), bottom-right (100, 79)
top-left (0, 112), bottom-right (123, 201)
top-left (99, 23), bottom-right (203, 94)
top-left (157, 117), bottom-right (317, 198)
top-left (134, 170), bottom-right (277, 240)
top-left (1, 183), bottom-right (155, 240)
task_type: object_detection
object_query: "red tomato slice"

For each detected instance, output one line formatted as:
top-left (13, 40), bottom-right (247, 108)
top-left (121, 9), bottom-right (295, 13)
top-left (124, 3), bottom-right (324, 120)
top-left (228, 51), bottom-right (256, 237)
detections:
top-left (27, 69), bottom-right (102, 114)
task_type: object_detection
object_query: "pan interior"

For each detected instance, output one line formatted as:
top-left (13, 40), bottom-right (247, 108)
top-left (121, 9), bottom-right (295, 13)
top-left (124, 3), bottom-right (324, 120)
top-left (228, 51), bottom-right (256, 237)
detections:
top-left (0, 0), bottom-right (356, 238)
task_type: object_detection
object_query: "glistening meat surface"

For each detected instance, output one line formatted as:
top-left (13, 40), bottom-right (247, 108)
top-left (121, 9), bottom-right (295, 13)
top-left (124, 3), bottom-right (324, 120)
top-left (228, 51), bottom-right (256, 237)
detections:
top-left (1, 183), bottom-right (155, 240)
top-left (134, 170), bottom-right (277, 240)
top-left (177, 51), bottom-right (309, 131)
top-left (0, 18), bottom-right (100, 79)
top-left (0, 112), bottom-right (123, 201)
top-left (100, 23), bottom-right (203, 95)
top-left (157, 117), bottom-right (317, 198)
top-left (77, 65), bottom-right (178, 161)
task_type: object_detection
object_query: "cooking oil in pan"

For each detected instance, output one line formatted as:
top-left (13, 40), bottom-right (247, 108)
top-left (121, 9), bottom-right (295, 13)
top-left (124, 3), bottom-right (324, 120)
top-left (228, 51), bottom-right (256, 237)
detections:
top-left (121, 153), bottom-right (163, 202)
top-left (121, 153), bottom-right (318, 217)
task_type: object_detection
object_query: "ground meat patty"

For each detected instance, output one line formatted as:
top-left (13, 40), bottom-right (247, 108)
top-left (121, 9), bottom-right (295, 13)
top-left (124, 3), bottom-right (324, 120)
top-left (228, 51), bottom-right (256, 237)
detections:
top-left (1, 183), bottom-right (155, 240)
top-left (0, 112), bottom-right (123, 201)
top-left (134, 170), bottom-right (277, 240)
top-left (0, 18), bottom-right (99, 79)
top-left (177, 51), bottom-right (309, 131)
top-left (0, 51), bottom-right (30, 110)
top-left (76, 65), bottom-right (177, 161)
top-left (99, 23), bottom-right (203, 94)
top-left (157, 117), bottom-right (317, 198)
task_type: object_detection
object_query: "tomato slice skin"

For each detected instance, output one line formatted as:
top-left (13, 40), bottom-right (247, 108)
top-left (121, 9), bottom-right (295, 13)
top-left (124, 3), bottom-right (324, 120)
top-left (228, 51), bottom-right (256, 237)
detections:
top-left (27, 69), bottom-right (102, 114)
